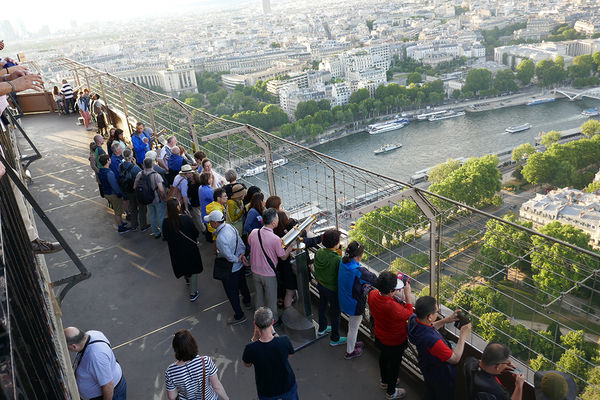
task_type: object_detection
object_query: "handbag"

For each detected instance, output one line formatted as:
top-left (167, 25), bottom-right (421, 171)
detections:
top-left (213, 226), bottom-right (238, 281)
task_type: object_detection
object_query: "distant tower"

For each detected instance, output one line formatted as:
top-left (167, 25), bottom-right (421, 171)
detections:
top-left (262, 0), bottom-right (271, 14)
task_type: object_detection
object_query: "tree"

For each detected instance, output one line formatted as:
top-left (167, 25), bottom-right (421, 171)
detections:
top-left (452, 89), bottom-right (462, 99)
top-left (530, 354), bottom-right (553, 371)
top-left (585, 181), bottom-right (600, 193)
top-left (556, 348), bottom-right (590, 387)
top-left (317, 99), bottom-right (331, 111)
top-left (295, 100), bottom-right (319, 120)
top-left (581, 119), bottom-right (600, 138)
top-left (463, 68), bottom-right (493, 95)
top-left (480, 214), bottom-right (533, 278)
top-left (540, 131), bottom-right (562, 147)
top-left (516, 59), bottom-right (534, 85)
top-left (582, 366), bottom-right (600, 400)
top-left (429, 155), bottom-right (501, 207)
top-left (427, 159), bottom-right (461, 184)
top-left (536, 59), bottom-right (566, 87)
top-left (479, 312), bottom-right (512, 343)
top-left (512, 143), bottom-right (536, 161)
top-left (562, 330), bottom-right (585, 351)
top-left (493, 69), bottom-right (518, 93)
top-left (530, 221), bottom-right (597, 297)
top-left (366, 20), bottom-right (374, 31)
top-left (406, 72), bottom-right (422, 85)
top-left (349, 88), bottom-right (370, 104)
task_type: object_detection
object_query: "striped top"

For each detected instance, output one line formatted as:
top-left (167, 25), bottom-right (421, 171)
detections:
top-left (165, 355), bottom-right (218, 400)
top-left (61, 83), bottom-right (73, 99)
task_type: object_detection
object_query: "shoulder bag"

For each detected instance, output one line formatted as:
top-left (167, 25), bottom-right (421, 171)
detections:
top-left (213, 226), bottom-right (238, 281)
top-left (257, 229), bottom-right (278, 275)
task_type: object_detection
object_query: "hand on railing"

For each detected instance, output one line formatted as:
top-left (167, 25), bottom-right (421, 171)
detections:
top-left (12, 74), bottom-right (44, 92)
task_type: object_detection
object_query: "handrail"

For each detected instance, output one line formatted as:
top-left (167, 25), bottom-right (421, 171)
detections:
top-left (0, 153), bottom-right (91, 303)
top-left (6, 110), bottom-right (42, 169)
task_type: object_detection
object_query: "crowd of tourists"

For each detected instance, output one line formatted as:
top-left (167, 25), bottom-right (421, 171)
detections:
top-left (0, 45), bottom-right (580, 400)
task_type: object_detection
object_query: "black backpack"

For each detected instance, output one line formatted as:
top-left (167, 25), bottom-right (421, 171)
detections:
top-left (136, 172), bottom-right (157, 205)
top-left (118, 164), bottom-right (135, 193)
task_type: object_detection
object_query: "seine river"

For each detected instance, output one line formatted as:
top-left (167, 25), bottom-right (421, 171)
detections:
top-left (311, 98), bottom-right (600, 181)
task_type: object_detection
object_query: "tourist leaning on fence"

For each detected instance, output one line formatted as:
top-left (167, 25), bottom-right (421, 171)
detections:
top-left (338, 240), bottom-right (376, 360)
top-left (368, 270), bottom-right (414, 399)
top-left (313, 228), bottom-right (347, 347)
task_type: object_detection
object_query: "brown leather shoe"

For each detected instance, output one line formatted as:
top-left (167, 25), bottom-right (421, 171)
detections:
top-left (31, 238), bottom-right (63, 255)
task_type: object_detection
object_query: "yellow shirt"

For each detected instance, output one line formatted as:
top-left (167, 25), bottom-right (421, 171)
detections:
top-left (206, 201), bottom-right (224, 234)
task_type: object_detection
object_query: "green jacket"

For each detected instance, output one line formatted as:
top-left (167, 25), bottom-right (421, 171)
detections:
top-left (313, 248), bottom-right (341, 292)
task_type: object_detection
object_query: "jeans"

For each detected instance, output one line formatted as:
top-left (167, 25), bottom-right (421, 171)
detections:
top-left (222, 268), bottom-right (251, 319)
top-left (64, 97), bottom-right (74, 114)
top-left (147, 201), bottom-right (166, 236)
top-left (258, 383), bottom-right (298, 400)
top-left (185, 274), bottom-right (199, 296)
top-left (375, 338), bottom-right (407, 396)
top-left (253, 273), bottom-right (278, 319)
top-left (317, 283), bottom-right (341, 341)
top-left (125, 191), bottom-right (147, 229)
top-left (113, 376), bottom-right (127, 400)
top-left (347, 315), bottom-right (362, 354)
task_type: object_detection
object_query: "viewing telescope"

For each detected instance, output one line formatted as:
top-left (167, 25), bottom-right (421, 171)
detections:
top-left (281, 214), bottom-right (317, 248)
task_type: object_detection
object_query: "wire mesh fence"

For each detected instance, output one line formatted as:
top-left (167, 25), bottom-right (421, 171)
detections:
top-left (45, 58), bottom-right (600, 396)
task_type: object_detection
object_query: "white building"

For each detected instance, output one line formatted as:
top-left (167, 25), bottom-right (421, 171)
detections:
top-left (575, 20), bottom-right (600, 36)
top-left (118, 63), bottom-right (197, 96)
top-left (519, 188), bottom-right (600, 247)
top-left (331, 82), bottom-right (351, 106)
top-left (279, 86), bottom-right (328, 117)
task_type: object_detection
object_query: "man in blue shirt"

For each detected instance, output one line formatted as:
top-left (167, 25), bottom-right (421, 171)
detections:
top-left (207, 210), bottom-right (251, 325)
top-left (109, 143), bottom-right (124, 179)
top-left (97, 154), bottom-right (133, 234)
top-left (131, 122), bottom-right (153, 165)
top-left (64, 326), bottom-right (127, 400)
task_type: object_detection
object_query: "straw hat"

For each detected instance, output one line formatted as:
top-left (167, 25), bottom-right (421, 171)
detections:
top-left (230, 183), bottom-right (247, 200)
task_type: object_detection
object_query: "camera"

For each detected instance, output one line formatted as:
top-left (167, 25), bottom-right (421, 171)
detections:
top-left (397, 272), bottom-right (410, 286)
top-left (454, 310), bottom-right (470, 329)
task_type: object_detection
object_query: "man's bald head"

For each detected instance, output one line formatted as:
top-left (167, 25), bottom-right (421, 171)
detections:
top-left (64, 326), bottom-right (85, 346)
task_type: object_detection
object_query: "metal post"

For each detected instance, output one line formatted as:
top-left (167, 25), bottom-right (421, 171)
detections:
top-left (430, 217), bottom-right (438, 300)
top-left (83, 69), bottom-right (91, 91)
top-left (97, 76), bottom-right (108, 107)
top-left (72, 69), bottom-right (80, 87)
top-left (116, 81), bottom-right (132, 135)
top-left (332, 169), bottom-right (340, 231)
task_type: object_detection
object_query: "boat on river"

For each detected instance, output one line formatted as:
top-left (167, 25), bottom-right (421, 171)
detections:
top-left (416, 110), bottom-right (446, 120)
top-left (527, 98), bottom-right (555, 106)
top-left (582, 108), bottom-right (600, 117)
top-left (428, 111), bottom-right (466, 121)
top-left (242, 158), bottom-right (288, 177)
top-left (505, 123), bottom-right (532, 133)
top-left (367, 116), bottom-right (409, 135)
top-left (374, 143), bottom-right (402, 155)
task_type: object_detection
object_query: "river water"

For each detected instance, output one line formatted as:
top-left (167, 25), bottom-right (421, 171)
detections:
top-left (311, 98), bottom-right (600, 180)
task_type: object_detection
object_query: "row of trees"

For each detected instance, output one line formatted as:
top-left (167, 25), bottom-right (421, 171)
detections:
top-left (520, 132), bottom-right (600, 189)
top-left (274, 80), bottom-right (447, 142)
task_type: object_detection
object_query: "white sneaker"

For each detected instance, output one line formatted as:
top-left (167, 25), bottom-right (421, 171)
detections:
top-left (386, 388), bottom-right (406, 399)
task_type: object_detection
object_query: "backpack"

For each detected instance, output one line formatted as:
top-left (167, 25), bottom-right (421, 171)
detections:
top-left (136, 172), bottom-right (157, 205)
top-left (118, 163), bottom-right (135, 193)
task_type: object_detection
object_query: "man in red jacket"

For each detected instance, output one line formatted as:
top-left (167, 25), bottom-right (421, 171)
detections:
top-left (368, 271), bottom-right (414, 400)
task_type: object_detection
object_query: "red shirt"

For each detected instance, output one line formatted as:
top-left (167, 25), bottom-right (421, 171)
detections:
top-left (368, 290), bottom-right (414, 346)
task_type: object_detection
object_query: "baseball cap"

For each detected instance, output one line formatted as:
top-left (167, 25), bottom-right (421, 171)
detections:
top-left (204, 210), bottom-right (224, 223)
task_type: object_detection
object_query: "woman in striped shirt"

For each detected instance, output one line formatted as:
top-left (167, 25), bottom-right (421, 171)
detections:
top-left (165, 330), bottom-right (229, 400)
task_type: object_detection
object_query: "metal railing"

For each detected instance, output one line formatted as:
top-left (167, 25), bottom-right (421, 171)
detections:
top-left (45, 58), bottom-right (600, 397)
top-left (0, 111), bottom-right (79, 398)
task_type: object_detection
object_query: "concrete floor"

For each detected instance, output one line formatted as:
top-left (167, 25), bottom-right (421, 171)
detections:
top-left (21, 112), bottom-right (422, 399)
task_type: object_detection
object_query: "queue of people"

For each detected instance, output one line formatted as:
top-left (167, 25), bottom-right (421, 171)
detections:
top-left (76, 116), bottom-right (582, 400)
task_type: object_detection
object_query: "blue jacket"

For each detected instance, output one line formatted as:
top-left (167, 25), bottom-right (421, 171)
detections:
top-left (243, 207), bottom-right (264, 236)
top-left (131, 131), bottom-right (151, 162)
top-left (338, 258), bottom-right (377, 316)
top-left (98, 167), bottom-right (121, 196)
top-left (168, 154), bottom-right (184, 173)
top-left (110, 154), bottom-right (123, 179)
top-left (199, 185), bottom-right (214, 218)
top-left (407, 314), bottom-right (456, 385)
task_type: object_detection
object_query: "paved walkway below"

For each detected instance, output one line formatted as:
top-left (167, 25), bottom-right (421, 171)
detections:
top-left (21, 113), bottom-right (422, 399)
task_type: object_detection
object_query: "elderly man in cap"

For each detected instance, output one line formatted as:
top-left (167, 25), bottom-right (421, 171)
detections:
top-left (64, 326), bottom-right (126, 400)
top-left (171, 164), bottom-right (194, 213)
top-left (205, 210), bottom-right (252, 325)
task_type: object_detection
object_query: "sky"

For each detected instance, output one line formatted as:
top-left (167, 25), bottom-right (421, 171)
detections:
top-left (6, 0), bottom-right (236, 32)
